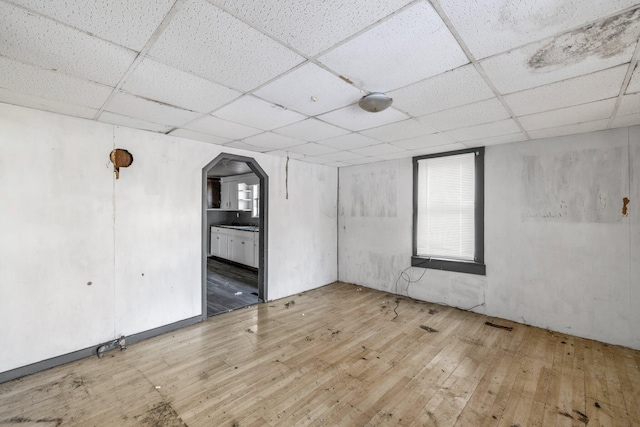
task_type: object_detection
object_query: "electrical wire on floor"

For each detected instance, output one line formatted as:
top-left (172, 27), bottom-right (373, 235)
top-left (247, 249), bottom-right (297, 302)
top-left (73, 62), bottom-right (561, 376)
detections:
top-left (392, 264), bottom-right (485, 320)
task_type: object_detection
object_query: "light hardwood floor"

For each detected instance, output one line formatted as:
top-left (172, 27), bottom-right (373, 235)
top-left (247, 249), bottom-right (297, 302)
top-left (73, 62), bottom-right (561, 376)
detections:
top-left (1, 282), bottom-right (639, 426)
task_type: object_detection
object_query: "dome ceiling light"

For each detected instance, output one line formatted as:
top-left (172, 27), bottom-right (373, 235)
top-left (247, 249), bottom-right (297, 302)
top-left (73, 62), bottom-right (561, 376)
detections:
top-left (358, 92), bottom-right (393, 113)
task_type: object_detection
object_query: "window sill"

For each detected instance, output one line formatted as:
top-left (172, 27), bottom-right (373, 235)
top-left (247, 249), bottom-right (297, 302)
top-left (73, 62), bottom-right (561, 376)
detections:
top-left (411, 256), bottom-right (486, 275)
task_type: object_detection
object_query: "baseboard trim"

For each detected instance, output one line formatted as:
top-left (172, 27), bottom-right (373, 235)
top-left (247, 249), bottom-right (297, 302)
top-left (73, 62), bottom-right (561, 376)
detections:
top-left (0, 315), bottom-right (201, 384)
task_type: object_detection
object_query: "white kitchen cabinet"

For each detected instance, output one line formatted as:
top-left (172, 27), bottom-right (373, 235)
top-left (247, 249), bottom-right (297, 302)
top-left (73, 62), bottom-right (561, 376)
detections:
top-left (228, 230), bottom-right (255, 266)
top-left (210, 227), bottom-right (228, 258)
top-left (220, 180), bottom-right (238, 210)
top-left (237, 182), bottom-right (253, 211)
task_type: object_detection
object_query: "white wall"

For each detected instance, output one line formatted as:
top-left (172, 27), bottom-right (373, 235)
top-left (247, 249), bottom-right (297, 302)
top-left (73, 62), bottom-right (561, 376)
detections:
top-left (339, 126), bottom-right (640, 350)
top-left (0, 103), bottom-right (337, 373)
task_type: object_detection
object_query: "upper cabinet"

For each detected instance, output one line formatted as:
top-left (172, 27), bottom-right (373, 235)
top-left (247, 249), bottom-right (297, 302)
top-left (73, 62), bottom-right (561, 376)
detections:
top-left (208, 173), bottom-right (259, 211)
top-left (221, 179), bottom-right (238, 210)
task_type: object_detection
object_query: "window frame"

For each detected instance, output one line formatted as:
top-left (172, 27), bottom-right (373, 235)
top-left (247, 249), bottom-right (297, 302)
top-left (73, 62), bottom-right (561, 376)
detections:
top-left (412, 147), bottom-right (486, 275)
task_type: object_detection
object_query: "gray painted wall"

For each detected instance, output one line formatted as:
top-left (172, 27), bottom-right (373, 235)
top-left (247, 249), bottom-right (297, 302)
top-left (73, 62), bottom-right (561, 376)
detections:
top-left (339, 126), bottom-right (640, 350)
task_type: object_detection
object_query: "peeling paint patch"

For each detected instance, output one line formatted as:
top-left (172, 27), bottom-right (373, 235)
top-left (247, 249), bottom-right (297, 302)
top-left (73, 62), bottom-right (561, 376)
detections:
top-left (622, 197), bottom-right (630, 216)
top-left (528, 8), bottom-right (640, 71)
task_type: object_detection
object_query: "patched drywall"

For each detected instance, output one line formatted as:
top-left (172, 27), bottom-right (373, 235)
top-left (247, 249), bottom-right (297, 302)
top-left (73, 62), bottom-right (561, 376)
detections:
top-left (339, 126), bottom-right (639, 349)
top-left (0, 103), bottom-right (337, 374)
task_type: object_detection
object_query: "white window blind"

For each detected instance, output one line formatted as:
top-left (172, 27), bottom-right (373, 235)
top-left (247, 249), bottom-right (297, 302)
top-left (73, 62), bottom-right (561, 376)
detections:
top-left (416, 153), bottom-right (475, 260)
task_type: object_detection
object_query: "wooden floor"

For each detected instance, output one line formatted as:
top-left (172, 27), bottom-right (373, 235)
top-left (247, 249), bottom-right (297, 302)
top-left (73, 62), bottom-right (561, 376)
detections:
top-left (1, 282), bottom-right (639, 427)
top-left (207, 257), bottom-right (259, 317)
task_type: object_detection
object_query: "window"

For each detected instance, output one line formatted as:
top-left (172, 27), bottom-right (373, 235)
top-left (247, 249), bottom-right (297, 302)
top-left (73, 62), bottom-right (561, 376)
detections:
top-left (412, 147), bottom-right (485, 275)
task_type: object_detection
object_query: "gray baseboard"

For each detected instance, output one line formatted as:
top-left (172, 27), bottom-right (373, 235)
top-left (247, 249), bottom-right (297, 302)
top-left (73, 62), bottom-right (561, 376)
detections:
top-left (0, 315), bottom-right (201, 384)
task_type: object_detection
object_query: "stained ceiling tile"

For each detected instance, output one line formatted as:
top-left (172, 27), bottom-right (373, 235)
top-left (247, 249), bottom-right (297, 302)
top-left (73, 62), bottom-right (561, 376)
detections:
top-left (210, 0), bottom-right (412, 56)
top-left (317, 104), bottom-right (408, 131)
top-left (390, 133), bottom-right (456, 150)
top-left (519, 98), bottom-right (616, 131)
top-left (286, 143), bottom-right (340, 156)
top-left (390, 65), bottom-right (495, 116)
top-left (360, 119), bottom-right (438, 142)
top-left (147, 0), bottom-right (304, 92)
top-left (444, 119), bottom-right (521, 142)
top-left (0, 56), bottom-right (112, 109)
top-left (627, 62), bottom-right (640, 93)
top-left (481, 8), bottom-right (640, 94)
top-left (318, 2), bottom-right (468, 92)
top-left (98, 111), bottom-right (173, 133)
top-left (9, 0), bottom-right (176, 51)
top-left (316, 133), bottom-right (380, 150)
top-left (418, 98), bottom-right (511, 132)
top-left (439, 0), bottom-right (640, 59)
top-left (103, 92), bottom-right (202, 127)
top-left (503, 65), bottom-right (628, 116)
top-left (272, 118), bottom-right (350, 141)
top-left (0, 2), bottom-right (136, 86)
top-left (242, 132), bottom-right (305, 150)
top-left (617, 93), bottom-right (640, 116)
top-left (0, 87), bottom-right (98, 119)
top-left (169, 129), bottom-right (231, 145)
top-left (122, 58), bottom-right (241, 113)
top-left (462, 133), bottom-right (528, 148)
top-left (611, 112), bottom-right (640, 128)
top-left (253, 63), bottom-right (364, 116)
top-left (527, 119), bottom-right (609, 140)
top-left (350, 143), bottom-right (404, 156)
top-left (213, 96), bottom-right (307, 131)
top-left (184, 115), bottom-right (263, 140)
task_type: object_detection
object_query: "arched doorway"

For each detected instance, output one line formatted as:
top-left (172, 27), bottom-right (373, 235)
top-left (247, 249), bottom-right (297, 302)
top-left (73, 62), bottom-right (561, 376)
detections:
top-left (201, 153), bottom-right (268, 319)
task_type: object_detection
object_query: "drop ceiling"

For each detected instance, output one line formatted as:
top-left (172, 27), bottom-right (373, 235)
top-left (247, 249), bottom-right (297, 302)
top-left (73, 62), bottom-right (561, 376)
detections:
top-left (2, 0), bottom-right (640, 167)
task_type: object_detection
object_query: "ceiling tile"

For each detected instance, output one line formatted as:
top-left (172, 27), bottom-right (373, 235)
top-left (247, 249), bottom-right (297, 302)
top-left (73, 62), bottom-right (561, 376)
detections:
top-left (439, 0), bottom-right (640, 59)
top-left (519, 98), bottom-right (616, 132)
top-left (316, 151), bottom-right (367, 162)
top-left (265, 150), bottom-right (305, 159)
top-left (184, 115), bottom-right (262, 140)
top-left (527, 119), bottom-right (609, 140)
top-left (318, 2), bottom-right (468, 92)
top-left (325, 161), bottom-right (350, 168)
top-left (374, 151), bottom-right (413, 161)
top-left (462, 132), bottom-right (528, 148)
top-left (0, 56), bottom-right (112, 109)
top-left (618, 93), bottom-right (640, 116)
top-left (480, 9), bottom-right (640, 94)
top-left (168, 129), bottom-right (231, 145)
top-left (224, 140), bottom-right (270, 152)
top-left (0, 87), bottom-right (98, 119)
top-left (410, 143), bottom-right (467, 156)
top-left (253, 63), bottom-right (364, 115)
top-left (360, 119), bottom-right (437, 142)
top-left (445, 119), bottom-right (521, 141)
top-left (210, 0), bottom-right (412, 56)
top-left (213, 96), bottom-right (306, 130)
top-left (390, 65), bottom-right (495, 116)
top-left (273, 118), bottom-right (350, 141)
top-left (390, 133), bottom-right (456, 150)
top-left (122, 58), bottom-right (241, 113)
top-left (318, 104), bottom-right (408, 131)
top-left (316, 133), bottom-right (380, 150)
top-left (342, 157), bottom-right (378, 165)
top-left (418, 98), bottom-right (511, 132)
top-left (9, 0), bottom-right (176, 51)
top-left (0, 2), bottom-right (136, 86)
top-left (350, 143), bottom-right (404, 156)
top-left (98, 112), bottom-right (173, 133)
top-left (286, 143), bottom-right (340, 156)
top-left (147, 0), bottom-right (304, 92)
top-left (627, 61), bottom-right (640, 94)
top-left (103, 92), bottom-right (202, 127)
top-left (503, 65), bottom-right (627, 116)
top-left (611, 112), bottom-right (640, 128)
top-left (298, 156), bottom-right (333, 165)
top-left (242, 132), bottom-right (305, 150)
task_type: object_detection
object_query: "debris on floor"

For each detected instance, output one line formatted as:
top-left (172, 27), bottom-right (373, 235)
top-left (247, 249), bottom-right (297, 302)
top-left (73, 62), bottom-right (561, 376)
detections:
top-left (285, 300), bottom-right (295, 308)
top-left (485, 321), bottom-right (513, 331)
top-left (234, 291), bottom-right (243, 296)
top-left (419, 325), bottom-right (438, 333)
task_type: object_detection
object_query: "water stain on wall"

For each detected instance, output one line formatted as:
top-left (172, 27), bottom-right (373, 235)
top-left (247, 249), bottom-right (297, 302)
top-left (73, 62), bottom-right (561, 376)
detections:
top-left (522, 147), bottom-right (626, 222)
top-left (349, 170), bottom-right (397, 217)
top-left (528, 8), bottom-right (640, 71)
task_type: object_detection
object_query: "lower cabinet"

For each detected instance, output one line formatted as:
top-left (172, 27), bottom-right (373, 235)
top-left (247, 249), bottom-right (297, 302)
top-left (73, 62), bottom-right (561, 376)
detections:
top-left (211, 227), bottom-right (257, 268)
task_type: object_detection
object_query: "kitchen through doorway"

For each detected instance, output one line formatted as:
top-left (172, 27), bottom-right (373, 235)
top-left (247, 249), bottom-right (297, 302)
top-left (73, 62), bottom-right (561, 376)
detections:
top-left (202, 154), bottom-right (268, 318)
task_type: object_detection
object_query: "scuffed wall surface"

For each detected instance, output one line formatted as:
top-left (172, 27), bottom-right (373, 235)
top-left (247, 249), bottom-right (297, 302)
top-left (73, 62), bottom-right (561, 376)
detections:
top-left (0, 103), bottom-right (337, 373)
top-left (339, 127), bottom-right (638, 349)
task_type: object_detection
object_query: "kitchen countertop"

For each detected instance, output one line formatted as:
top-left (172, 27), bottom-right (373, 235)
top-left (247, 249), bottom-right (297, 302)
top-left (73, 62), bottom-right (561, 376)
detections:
top-left (214, 225), bottom-right (259, 232)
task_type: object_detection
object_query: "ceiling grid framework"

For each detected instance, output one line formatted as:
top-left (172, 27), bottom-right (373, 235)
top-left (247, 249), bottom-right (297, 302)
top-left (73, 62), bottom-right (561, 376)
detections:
top-left (1, 0), bottom-right (640, 167)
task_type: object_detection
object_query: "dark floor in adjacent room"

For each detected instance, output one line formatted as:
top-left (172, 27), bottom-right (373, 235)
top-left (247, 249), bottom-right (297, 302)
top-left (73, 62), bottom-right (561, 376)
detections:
top-left (207, 257), bottom-right (259, 317)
